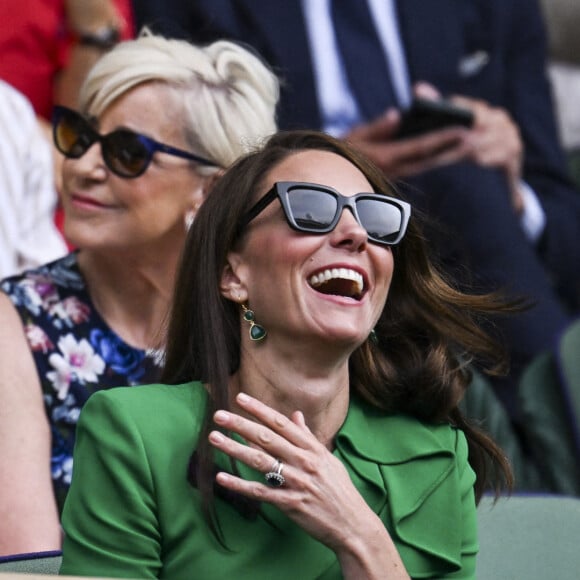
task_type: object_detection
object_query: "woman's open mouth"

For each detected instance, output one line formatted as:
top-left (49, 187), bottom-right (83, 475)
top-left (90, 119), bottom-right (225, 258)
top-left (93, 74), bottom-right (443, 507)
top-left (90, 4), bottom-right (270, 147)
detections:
top-left (308, 267), bottom-right (365, 300)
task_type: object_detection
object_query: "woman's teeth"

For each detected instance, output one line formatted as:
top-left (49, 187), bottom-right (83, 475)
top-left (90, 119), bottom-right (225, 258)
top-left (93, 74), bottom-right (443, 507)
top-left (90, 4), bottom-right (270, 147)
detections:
top-left (309, 268), bottom-right (364, 297)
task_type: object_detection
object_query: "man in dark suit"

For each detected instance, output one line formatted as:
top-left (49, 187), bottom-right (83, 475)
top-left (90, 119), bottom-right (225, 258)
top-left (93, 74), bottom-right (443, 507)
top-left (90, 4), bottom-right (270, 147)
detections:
top-left (135, 0), bottom-right (580, 415)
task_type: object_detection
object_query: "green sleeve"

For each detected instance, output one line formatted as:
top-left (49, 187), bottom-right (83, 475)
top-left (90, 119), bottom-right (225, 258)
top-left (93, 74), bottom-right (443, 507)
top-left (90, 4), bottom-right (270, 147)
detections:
top-left (60, 391), bottom-right (161, 578)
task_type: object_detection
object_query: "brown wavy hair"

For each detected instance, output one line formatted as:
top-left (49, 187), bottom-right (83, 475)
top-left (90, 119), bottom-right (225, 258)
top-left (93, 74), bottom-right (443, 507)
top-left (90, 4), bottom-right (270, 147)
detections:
top-left (162, 130), bottom-right (513, 534)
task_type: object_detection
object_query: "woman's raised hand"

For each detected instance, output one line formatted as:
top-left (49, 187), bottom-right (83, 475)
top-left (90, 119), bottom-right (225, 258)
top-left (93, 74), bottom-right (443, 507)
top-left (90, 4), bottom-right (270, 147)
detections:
top-left (208, 393), bottom-right (409, 579)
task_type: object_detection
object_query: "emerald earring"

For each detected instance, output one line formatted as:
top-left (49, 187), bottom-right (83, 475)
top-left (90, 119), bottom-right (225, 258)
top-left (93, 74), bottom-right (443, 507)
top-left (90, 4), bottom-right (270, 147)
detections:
top-left (242, 304), bottom-right (267, 341)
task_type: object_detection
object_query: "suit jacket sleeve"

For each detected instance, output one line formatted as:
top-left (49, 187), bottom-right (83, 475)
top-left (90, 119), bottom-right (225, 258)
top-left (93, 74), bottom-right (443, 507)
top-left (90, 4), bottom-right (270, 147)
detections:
top-left (507, 0), bottom-right (580, 287)
top-left (60, 391), bottom-right (162, 579)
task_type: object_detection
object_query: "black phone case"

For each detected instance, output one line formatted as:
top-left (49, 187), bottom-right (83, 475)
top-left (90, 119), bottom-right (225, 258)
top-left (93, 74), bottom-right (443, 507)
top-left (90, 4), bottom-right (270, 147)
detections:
top-left (396, 98), bottom-right (474, 139)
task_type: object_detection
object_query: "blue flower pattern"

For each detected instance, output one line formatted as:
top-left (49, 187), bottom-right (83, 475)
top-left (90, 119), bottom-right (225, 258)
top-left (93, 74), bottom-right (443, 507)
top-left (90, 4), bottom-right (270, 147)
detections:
top-left (1, 253), bottom-right (163, 513)
top-left (89, 329), bottom-right (146, 384)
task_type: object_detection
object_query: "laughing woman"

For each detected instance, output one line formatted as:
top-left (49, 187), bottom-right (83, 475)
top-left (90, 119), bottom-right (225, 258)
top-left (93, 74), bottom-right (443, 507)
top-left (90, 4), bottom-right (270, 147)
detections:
top-left (0, 32), bottom-right (278, 555)
top-left (60, 131), bottom-right (511, 579)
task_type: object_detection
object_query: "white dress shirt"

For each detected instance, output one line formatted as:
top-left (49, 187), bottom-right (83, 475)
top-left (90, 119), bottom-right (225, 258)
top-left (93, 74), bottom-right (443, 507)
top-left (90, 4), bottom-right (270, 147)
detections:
top-left (0, 80), bottom-right (67, 279)
top-left (301, 0), bottom-right (545, 241)
top-left (301, 0), bottom-right (409, 137)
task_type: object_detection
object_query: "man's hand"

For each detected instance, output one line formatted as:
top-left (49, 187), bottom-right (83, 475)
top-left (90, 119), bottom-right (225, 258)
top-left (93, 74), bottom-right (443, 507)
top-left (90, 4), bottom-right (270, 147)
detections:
top-left (346, 81), bottom-right (526, 214)
top-left (65, 0), bottom-right (123, 34)
top-left (345, 108), bottom-right (471, 179)
top-left (451, 94), bottom-right (524, 213)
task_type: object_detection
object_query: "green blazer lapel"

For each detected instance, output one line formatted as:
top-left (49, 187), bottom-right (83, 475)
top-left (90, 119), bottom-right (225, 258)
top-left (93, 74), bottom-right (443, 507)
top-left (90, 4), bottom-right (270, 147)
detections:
top-left (335, 398), bottom-right (475, 573)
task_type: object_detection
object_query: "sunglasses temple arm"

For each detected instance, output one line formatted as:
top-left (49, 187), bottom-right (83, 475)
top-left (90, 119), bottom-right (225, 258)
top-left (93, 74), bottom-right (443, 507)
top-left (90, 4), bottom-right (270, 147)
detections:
top-left (241, 188), bottom-right (278, 226)
top-left (157, 143), bottom-right (217, 167)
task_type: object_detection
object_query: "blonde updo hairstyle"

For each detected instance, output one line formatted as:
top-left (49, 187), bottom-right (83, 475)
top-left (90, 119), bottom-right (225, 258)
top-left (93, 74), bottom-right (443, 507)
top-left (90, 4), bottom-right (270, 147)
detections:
top-left (78, 29), bottom-right (279, 174)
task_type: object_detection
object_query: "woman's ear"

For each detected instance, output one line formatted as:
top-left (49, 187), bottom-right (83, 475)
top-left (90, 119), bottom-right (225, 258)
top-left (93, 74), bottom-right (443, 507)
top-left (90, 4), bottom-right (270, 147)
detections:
top-left (184, 171), bottom-right (224, 229)
top-left (184, 182), bottom-right (205, 230)
top-left (220, 252), bottom-right (248, 302)
top-left (201, 170), bottom-right (225, 200)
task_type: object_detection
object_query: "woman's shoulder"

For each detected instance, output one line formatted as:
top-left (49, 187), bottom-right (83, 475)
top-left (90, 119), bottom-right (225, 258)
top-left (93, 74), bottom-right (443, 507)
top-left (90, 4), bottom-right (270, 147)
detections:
top-left (340, 397), bottom-right (468, 464)
top-left (76, 382), bottom-right (208, 462)
top-left (0, 252), bottom-right (86, 315)
top-left (2, 252), bottom-right (82, 288)
top-left (81, 381), bottom-right (208, 433)
top-left (90, 379), bottom-right (205, 403)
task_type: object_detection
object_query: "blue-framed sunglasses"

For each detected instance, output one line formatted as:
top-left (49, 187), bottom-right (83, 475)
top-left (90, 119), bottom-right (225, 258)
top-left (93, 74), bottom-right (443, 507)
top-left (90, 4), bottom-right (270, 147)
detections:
top-left (52, 105), bottom-right (218, 178)
top-left (241, 181), bottom-right (411, 246)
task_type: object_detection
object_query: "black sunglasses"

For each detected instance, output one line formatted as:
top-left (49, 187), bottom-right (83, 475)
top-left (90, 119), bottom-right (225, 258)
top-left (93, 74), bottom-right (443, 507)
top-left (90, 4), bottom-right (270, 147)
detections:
top-left (52, 105), bottom-right (217, 178)
top-left (241, 181), bottom-right (411, 246)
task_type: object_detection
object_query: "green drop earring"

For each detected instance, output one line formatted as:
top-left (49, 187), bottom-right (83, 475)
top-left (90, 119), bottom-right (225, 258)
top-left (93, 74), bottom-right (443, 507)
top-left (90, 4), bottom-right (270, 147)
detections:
top-left (242, 304), bottom-right (267, 341)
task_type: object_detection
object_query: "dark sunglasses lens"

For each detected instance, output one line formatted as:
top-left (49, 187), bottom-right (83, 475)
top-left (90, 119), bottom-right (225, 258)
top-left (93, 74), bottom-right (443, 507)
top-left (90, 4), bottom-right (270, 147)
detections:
top-left (54, 111), bottom-right (95, 158)
top-left (287, 188), bottom-right (337, 230)
top-left (356, 198), bottom-right (403, 244)
top-left (104, 131), bottom-right (150, 177)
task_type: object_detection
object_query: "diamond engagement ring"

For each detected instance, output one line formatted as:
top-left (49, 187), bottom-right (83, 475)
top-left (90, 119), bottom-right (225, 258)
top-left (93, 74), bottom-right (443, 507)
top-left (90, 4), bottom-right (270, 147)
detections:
top-left (265, 459), bottom-right (285, 487)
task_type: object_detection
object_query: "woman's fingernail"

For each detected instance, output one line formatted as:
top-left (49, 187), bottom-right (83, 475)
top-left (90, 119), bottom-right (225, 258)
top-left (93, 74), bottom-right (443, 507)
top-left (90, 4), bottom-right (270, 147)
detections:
top-left (237, 392), bottom-right (250, 403)
top-left (214, 410), bottom-right (229, 422)
top-left (216, 472), bottom-right (232, 484)
top-left (209, 431), bottom-right (224, 443)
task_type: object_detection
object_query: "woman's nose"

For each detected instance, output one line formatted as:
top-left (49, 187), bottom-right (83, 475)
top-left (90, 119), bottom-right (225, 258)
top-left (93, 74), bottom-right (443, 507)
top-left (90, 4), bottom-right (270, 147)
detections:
top-left (63, 142), bottom-right (107, 181)
top-left (329, 207), bottom-right (368, 251)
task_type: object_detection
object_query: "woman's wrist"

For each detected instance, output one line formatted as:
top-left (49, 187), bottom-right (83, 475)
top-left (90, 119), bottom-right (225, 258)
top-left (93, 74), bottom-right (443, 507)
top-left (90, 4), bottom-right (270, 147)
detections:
top-left (77, 25), bottom-right (121, 50)
top-left (334, 514), bottom-right (410, 579)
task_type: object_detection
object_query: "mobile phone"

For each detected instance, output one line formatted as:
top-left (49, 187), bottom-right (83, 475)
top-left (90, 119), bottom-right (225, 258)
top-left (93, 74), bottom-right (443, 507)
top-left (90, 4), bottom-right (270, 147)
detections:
top-left (395, 97), bottom-right (474, 139)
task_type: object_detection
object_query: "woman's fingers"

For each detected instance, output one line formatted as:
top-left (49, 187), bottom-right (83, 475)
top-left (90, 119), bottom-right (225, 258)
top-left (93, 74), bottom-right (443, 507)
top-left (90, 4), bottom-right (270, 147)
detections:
top-left (209, 394), bottom-right (319, 485)
top-left (215, 393), bottom-right (314, 449)
top-left (209, 395), bottom-right (330, 496)
top-left (208, 429), bottom-right (277, 475)
top-left (208, 424), bottom-right (294, 496)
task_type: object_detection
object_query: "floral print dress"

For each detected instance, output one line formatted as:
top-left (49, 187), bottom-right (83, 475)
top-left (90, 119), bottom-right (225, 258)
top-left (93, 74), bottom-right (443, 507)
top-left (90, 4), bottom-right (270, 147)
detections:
top-left (1, 252), bottom-right (164, 512)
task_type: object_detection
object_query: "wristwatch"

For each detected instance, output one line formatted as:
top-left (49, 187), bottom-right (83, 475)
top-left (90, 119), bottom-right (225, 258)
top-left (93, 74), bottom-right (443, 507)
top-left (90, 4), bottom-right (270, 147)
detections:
top-left (78, 25), bottom-right (120, 50)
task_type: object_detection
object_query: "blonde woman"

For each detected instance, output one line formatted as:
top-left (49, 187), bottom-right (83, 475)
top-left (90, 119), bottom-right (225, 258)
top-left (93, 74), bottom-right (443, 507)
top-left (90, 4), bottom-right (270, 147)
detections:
top-left (0, 31), bottom-right (278, 555)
